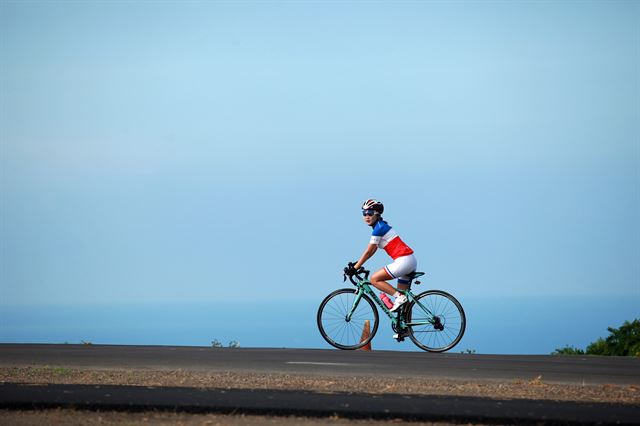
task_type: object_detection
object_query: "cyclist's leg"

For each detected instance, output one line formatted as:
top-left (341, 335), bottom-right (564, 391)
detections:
top-left (391, 255), bottom-right (418, 292)
top-left (372, 255), bottom-right (418, 296)
top-left (397, 278), bottom-right (411, 292)
top-left (370, 268), bottom-right (397, 296)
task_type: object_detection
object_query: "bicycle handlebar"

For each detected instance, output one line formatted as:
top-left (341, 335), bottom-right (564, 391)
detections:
top-left (343, 267), bottom-right (370, 286)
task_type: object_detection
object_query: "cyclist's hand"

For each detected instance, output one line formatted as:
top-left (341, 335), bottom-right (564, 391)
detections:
top-left (344, 262), bottom-right (358, 277)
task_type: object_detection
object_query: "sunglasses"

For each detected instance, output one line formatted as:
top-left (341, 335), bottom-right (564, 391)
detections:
top-left (362, 209), bottom-right (378, 217)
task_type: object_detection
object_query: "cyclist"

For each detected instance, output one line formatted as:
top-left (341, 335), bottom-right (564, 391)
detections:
top-left (345, 199), bottom-right (417, 313)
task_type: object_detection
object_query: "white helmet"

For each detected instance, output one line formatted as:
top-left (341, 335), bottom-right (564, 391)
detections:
top-left (361, 199), bottom-right (384, 214)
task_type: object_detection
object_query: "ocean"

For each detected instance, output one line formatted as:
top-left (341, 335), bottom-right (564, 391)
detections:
top-left (1, 295), bottom-right (637, 354)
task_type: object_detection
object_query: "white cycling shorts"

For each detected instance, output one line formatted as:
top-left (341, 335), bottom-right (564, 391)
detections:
top-left (384, 254), bottom-right (418, 284)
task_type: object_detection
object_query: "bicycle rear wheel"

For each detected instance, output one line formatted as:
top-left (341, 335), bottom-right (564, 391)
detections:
top-left (406, 290), bottom-right (466, 352)
top-left (317, 288), bottom-right (379, 350)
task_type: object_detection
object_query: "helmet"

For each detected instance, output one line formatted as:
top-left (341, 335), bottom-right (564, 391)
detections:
top-left (362, 198), bottom-right (384, 214)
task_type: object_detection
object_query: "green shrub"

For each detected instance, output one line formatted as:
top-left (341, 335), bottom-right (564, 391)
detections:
top-left (552, 345), bottom-right (585, 355)
top-left (586, 337), bottom-right (609, 355)
top-left (588, 319), bottom-right (640, 356)
top-left (552, 319), bottom-right (639, 356)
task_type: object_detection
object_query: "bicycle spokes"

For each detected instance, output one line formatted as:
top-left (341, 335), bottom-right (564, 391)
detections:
top-left (317, 289), bottom-right (379, 350)
top-left (407, 290), bottom-right (466, 352)
top-left (317, 269), bottom-right (465, 352)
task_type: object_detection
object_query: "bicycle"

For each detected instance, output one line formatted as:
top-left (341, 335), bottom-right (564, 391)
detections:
top-left (317, 267), bottom-right (466, 352)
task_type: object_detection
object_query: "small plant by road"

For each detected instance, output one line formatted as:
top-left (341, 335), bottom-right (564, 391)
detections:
top-left (52, 367), bottom-right (71, 375)
top-left (36, 366), bottom-right (72, 376)
top-left (211, 339), bottom-right (240, 348)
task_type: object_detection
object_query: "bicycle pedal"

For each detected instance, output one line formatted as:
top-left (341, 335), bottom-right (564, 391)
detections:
top-left (393, 330), bottom-right (409, 341)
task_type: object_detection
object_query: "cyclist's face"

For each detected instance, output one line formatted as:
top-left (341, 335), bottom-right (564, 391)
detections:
top-left (362, 211), bottom-right (379, 226)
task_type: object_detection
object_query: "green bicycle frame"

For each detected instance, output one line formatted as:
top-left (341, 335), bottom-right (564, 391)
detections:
top-left (345, 276), bottom-right (437, 328)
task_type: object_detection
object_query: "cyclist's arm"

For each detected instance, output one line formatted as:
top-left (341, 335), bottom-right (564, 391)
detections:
top-left (355, 244), bottom-right (377, 269)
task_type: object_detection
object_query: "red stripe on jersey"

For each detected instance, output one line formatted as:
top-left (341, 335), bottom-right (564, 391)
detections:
top-left (384, 236), bottom-right (414, 260)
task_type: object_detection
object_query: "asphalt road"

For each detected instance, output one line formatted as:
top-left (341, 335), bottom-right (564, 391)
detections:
top-left (2, 383), bottom-right (639, 425)
top-left (2, 344), bottom-right (639, 425)
top-left (1, 343), bottom-right (639, 385)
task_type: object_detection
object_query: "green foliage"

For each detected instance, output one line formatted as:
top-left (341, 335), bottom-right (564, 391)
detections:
top-left (586, 338), bottom-right (609, 355)
top-left (39, 366), bottom-right (72, 376)
top-left (552, 319), bottom-right (640, 356)
top-left (588, 319), bottom-right (640, 356)
top-left (52, 367), bottom-right (71, 375)
top-left (551, 345), bottom-right (585, 355)
top-left (211, 339), bottom-right (241, 348)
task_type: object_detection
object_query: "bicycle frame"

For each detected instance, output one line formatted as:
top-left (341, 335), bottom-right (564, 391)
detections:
top-left (346, 275), bottom-right (438, 329)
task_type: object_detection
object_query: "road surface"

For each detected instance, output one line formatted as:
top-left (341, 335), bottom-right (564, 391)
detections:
top-left (1, 344), bottom-right (639, 385)
top-left (1, 344), bottom-right (639, 425)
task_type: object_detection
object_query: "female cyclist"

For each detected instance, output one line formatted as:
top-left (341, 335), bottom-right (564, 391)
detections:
top-left (344, 199), bottom-right (417, 313)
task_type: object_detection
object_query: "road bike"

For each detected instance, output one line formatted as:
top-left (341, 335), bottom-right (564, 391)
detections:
top-left (317, 268), bottom-right (466, 352)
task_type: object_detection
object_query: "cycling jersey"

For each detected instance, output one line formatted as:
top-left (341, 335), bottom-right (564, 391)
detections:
top-left (370, 220), bottom-right (414, 260)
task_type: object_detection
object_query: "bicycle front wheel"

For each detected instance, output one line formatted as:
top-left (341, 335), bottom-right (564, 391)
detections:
top-left (406, 290), bottom-right (466, 352)
top-left (317, 288), bottom-right (379, 350)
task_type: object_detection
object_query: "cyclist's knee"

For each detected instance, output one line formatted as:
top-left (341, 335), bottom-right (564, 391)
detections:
top-left (371, 268), bottom-right (392, 283)
top-left (370, 274), bottom-right (383, 284)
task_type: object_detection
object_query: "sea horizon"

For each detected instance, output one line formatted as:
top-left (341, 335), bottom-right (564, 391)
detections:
top-left (1, 295), bottom-right (636, 355)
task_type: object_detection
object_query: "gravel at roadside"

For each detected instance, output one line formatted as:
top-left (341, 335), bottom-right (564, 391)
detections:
top-left (1, 366), bottom-right (638, 405)
top-left (0, 409), bottom-right (482, 426)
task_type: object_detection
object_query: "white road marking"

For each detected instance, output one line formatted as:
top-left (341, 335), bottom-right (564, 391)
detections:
top-left (286, 362), bottom-right (354, 366)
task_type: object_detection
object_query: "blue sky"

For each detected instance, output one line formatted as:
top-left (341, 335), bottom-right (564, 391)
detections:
top-left (1, 1), bottom-right (638, 351)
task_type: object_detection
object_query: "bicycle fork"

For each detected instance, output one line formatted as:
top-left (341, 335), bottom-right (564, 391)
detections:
top-left (345, 289), bottom-right (365, 322)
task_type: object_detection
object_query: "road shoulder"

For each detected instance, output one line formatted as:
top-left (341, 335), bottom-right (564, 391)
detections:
top-left (1, 366), bottom-right (638, 405)
top-left (2, 382), bottom-right (640, 425)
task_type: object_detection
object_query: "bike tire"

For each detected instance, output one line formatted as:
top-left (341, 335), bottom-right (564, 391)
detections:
top-left (317, 288), bottom-right (379, 350)
top-left (406, 290), bottom-right (466, 353)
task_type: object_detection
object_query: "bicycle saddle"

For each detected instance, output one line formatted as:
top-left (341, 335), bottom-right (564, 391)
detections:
top-left (406, 271), bottom-right (425, 279)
